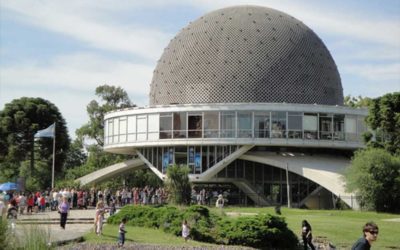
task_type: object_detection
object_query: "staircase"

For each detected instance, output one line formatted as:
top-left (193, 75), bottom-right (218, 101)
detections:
top-left (232, 179), bottom-right (270, 206)
top-left (17, 217), bottom-right (97, 225)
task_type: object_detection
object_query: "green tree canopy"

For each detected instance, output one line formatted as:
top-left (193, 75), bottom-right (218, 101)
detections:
top-left (365, 92), bottom-right (400, 155)
top-left (0, 97), bottom-right (70, 189)
top-left (65, 84), bottom-right (158, 189)
top-left (165, 165), bottom-right (192, 205)
top-left (344, 148), bottom-right (400, 212)
top-left (344, 95), bottom-right (372, 108)
top-left (76, 85), bottom-right (134, 146)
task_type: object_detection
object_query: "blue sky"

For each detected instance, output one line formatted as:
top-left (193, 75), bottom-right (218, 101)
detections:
top-left (1, 0), bottom-right (399, 139)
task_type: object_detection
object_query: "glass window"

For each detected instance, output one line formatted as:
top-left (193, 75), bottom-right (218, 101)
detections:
top-left (319, 113), bottom-right (332, 140)
top-left (237, 112), bottom-right (252, 138)
top-left (127, 116), bottom-right (136, 142)
top-left (104, 120), bottom-right (109, 144)
top-left (202, 146), bottom-right (208, 171)
top-left (209, 146), bottom-right (215, 168)
top-left (160, 113), bottom-right (172, 139)
top-left (173, 112), bottom-right (187, 138)
top-left (345, 116), bottom-right (357, 141)
top-left (227, 163), bottom-right (235, 178)
top-left (175, 146), bottom-right (187, 166)
top-left (109, 119), bottom-right (114, 144)
top-left (333, 115), bottom-right (345, 140)
top-left (271, 112), bottom-right (286, 138)
top-left (221, 112), bottom-right (235, 138)
top-left (254, 112), bottom-right (270, 138)
top-left (303, 113), bottom-right (318, 139)
top-left (288, 112), bottom-right (302, 139)
top-left (148, 114), bottom-right (159, 140)
top-left (119, 117), bottom-right (127, 143)
top-left (188, 113), bottom-right (202, 138)
top-left (113, 118), bottom-right (119, 143)
top-left (137, 115), bottom-right (147, 141)
top-left (204, 112), bottom-right (219, 138)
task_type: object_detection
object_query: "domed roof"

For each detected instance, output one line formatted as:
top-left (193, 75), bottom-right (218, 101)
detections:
top-left (149, 5), bottom-right (343, 106)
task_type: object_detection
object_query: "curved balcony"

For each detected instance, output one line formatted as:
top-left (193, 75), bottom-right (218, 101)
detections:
top-left (104, 103), bottom-right (368, 154)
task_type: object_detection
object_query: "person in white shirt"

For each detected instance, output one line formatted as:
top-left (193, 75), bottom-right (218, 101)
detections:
top-left (216, 194), bottom-right (224, 208)
top-left (182, 219), bottom-right (190, 242)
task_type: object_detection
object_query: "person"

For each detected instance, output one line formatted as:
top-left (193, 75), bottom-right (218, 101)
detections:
top-left (58, 196), bottom-right (70, 229)
top-left (301, 220), bottom-right (315, 250)
top-left (18, 193), bottom-right (26, 214)
top-left (182, 219), bottom-right (190, 242)
top-left (352, 222), bottom-right (379, 250)
top-left (109, 199), bottom-right (116, 216)
top-left (117, 218), bottom-right (128, 247)
top-left (27, 194), bottom-right (34, 214)
top-left (215, 194), bottom-right (224, 208)
top-left (95, 201), bottom-right (107, 235)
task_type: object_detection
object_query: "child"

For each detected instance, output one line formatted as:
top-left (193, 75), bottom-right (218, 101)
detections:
top-left (118, 218), bottom-right (127, 247)
top-left (182, 219), bottom-right (190, 242)
top-left (95, 201), bottom-right (107, 235)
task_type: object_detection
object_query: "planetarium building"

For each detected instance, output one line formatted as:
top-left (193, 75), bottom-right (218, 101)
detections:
top-left (82, 6), bottom-right (368, 209)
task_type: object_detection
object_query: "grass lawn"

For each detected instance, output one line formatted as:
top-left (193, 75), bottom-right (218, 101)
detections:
top-left (218, 207), bottom-right (400, 249)
top-left (83, 206), bottom-right (400, 249)
top-left (84, 224), bottom-right (222, 247)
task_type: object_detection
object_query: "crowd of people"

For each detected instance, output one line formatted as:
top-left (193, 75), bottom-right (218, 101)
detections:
top-left (1, 187), bottom-right (380, 249)
top-left (0, 185), bottom-right (233, 221)
top-left (0, 186), bottom-right (169, 216)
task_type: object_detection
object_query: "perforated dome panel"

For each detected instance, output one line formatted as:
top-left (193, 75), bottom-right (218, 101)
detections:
top-left (149, 5), bottom-right (343, 106)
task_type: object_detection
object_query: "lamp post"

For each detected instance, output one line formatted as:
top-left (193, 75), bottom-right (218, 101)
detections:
top-left (286, 163), bottom-right (291, 208)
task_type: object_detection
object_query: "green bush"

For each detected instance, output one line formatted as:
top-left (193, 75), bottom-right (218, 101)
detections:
top-left (216, 214), bottom-right (298, 249)
top-left (181, 205), bottom-right (218, 243)
top-left (109, 205), bottom-right (297, 249)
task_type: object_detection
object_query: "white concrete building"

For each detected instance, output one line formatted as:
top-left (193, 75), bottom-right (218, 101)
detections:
top-left (79, 6), bottom-right (368, 209)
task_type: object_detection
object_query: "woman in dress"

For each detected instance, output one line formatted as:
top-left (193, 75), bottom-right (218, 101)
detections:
top-left (58, 196), bottom-right (70, 229)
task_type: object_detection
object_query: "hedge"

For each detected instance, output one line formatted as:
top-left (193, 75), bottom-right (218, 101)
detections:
top-left (107, 205), bottom-right (298, 249)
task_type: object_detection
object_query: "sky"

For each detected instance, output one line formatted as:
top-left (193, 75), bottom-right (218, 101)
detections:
top-left (1, 0), bottom-right (399, 139)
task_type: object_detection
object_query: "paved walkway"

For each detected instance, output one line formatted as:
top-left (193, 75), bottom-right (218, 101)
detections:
top-left (16, 208), bottom-right (96, 244)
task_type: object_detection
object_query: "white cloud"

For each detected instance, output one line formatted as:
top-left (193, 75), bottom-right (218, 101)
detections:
top-left (342, 63), bottom-right (400, 82)
top-left (2, 1), bottom-right (171, 61)
top-left (1, 53), bottom-right (153, 97)
top-left (0, 53), bottom-right (153, 138)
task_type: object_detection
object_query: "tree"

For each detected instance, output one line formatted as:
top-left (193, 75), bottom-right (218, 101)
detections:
top-left (344, 148), bottom-right (400, 212)
top-left (364, 92), bottom-right (400, 155)
top-left (67, 85), bottom-right (156, 188)
top-left (344, 95), bottom-right (372, 108)
top-left (76, 85), bottom-right (134, 146)
top-left (63, 139), bottom-right (87, 171)
top-left (0, 97), bottom-right (70, 189)
top-left (165, 165), bottom-right (192, 205)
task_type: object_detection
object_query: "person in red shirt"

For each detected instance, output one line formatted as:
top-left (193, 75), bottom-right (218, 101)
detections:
top-left (39, 195), bottom-right (46, 212)
top-left (27, 194), bottom-right (34, 214)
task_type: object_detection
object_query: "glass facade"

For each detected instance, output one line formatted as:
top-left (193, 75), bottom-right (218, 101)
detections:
top-left (105, 109), bottom-right (367, 145)
top-left (139, 145), bottom-right (238, 174)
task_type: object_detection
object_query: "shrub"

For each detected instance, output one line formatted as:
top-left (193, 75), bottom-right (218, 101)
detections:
top-left (108, 205), bottom-right (297, 249)
top-left (216, 214), bottom-right (298, 249)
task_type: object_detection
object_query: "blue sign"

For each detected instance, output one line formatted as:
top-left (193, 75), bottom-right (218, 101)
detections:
top-left (195, 153), bottom-right (201, 170)
top-left (163, 154), bottom-right (169, 172)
